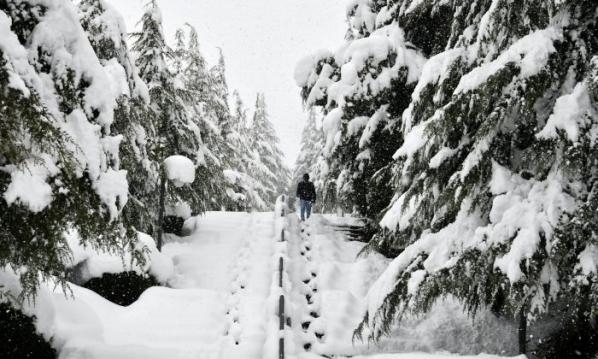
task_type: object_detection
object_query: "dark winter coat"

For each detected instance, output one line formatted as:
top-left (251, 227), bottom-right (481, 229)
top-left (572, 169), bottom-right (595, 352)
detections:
top-left (296, 180), bottom-right (316, 202)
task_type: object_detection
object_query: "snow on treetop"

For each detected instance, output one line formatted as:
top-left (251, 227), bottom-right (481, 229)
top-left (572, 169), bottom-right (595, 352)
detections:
top-left (164, 155), bottom-right (195, 187)
top-left (294, 49), bottom-right (333, 88)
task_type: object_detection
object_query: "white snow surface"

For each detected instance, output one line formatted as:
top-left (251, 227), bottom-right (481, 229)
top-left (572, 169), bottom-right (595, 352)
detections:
top-left (3, 155), bottom-right (60, 213)
top-left (537, 82), bottom-right (594, 142)
top-left (456, 27), bottom-right (563, 94)
top-left (66, 231), bottom-right (173, 284)
top-left (1, 212), bottom-right (520, 358)
top-left (163, 155), bottom-right (195, 187)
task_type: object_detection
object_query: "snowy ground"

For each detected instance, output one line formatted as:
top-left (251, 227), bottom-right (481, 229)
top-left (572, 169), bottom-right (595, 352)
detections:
top-left (1, 211), bottom-right (521, 358)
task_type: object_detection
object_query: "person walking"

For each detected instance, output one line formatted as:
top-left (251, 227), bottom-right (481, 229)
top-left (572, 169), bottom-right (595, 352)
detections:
top-left (296, 173), bottom-right (316, 221)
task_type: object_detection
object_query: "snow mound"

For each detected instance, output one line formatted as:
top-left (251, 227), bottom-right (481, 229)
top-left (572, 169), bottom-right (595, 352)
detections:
top-left (67, 231), bottom-right (174, 284)
top-left (163, 155), bottom-right (195, 187)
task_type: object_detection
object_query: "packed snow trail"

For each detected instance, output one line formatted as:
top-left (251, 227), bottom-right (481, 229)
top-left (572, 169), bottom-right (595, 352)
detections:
top-left (165, 212), bottom-right (277, 358)
top-left (1, 211), bottom-right (522, 358)
top-left (282, 214), bottom-right (521, 359)
top-left (45, 212), bottom-right (279, 359)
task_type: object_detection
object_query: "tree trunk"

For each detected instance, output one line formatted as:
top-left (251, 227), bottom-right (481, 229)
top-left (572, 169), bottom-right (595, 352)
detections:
top-left (518, 305), bottom-right (527, 355)
top-left (156, 172), bottom-right (166, 251)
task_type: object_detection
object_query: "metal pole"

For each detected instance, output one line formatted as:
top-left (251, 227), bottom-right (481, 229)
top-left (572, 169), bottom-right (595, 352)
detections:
top-left (278, 295), bottom-right (285, 330)
top-left (278, 194), bottom-right (286, 359)
top-left (278, 257), bottom-right (283, 287)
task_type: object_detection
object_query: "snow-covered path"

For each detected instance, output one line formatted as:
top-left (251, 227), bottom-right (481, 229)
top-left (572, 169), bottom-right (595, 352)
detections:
top-left (281, 214), bottom-right (519, 359)
top-left (53, 212), bottom-right (280, 359)
top-left (3, 211), bottom-right (521, 359)
top-left (286, 214), bottom-right (388, 357)
top-left (163, 212), bottom-right (277, 358)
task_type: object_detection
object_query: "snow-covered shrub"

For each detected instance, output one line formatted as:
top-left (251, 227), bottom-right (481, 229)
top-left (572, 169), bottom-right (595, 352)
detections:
top-left (0, 302), bottom-right (56, 359)
top-left (82, 271), bottom-right (158, 306)
top-left (66, 231), bottom-right (174, 285)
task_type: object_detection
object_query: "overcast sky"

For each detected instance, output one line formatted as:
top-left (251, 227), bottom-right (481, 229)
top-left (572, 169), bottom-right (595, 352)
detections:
top-left (106, 0), bottom-right (348, 168)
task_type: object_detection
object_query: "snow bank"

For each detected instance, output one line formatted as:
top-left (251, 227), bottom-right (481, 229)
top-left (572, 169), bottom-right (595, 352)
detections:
top-left (136, 233), bottom-right (175, 283)
top-left (0, 269), bottom-right (224, 359)
top-left (163, 155), bottom-right (195, 187)
top-left (349, 354), bottom-right (523, 359)
top-left (165, 201), bottom-right (192, 219)
top-left (294, 215), bottom-right (518, 357)
top-left (66, 231), bottom-right (174, 284)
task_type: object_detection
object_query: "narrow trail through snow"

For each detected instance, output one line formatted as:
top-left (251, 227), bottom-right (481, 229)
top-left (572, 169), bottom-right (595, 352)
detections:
top-left (49, 211), bottom-right (519, 359)
top-left (58, 212), bottom-right (278, 359)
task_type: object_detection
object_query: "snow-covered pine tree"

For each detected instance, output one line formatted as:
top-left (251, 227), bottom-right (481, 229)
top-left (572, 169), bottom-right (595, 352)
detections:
top-left (249, 93), bottom-right (290, 207)
top-left (293, 109), bottom-right (317, 184)
top-left (223, 90), bottom-right (267, 211)
top-left (206, 53), bottom-right (250, 210)
top-left (177, 24), bottom-right (228, 211)
top-left (0, 0), bottom-right (133, 296)
top-left (332, 0), bottom-right (598, 355)
top-left (131, 0), bottom-right (202, 248)
top-left (78, 0), bottom-right (158, 236)
top-left (295, 2), bottom-right (425, 219)
top-left (209, 50), bottom-right (232, 138)
top-left (292, 108), bottom-right (327, 208)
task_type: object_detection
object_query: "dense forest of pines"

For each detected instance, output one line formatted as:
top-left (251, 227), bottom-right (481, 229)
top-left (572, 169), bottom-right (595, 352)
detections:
top-left (0, 0), bottom-right (289, 297)
top-left (295, 0), bottom-right (597, 356)
top-left (1, 0), bottom-right (598, 357)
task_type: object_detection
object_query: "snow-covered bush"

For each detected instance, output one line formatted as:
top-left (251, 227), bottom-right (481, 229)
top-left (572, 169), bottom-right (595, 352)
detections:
top-left (0, 302), bottom-right (56, 359)
top-left (66, 231), bottom-right (174, 285)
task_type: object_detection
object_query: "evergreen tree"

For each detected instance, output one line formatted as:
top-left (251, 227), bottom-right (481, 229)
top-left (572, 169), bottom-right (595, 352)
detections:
top-left (310, 0), bottom-right (598, 355)
top-left (131, 0), bottom-right (201, 248)
top-left (298, 0), bottom-right (598, 354)
top-left (209, 50), bottom-right (231, 138)
top-left (177, 25), bottom-right (228, 211)
top-left (224, 90), bottom-right (266, 210)
top-left (249, 93), bottom-right (290, 207)
top-left (295, 2), bottom-right (425, 219)
top-left (293, 108), bottom-right (327, 208)
top-left (78, 0), bottom-right (157, 235)
top-left (207, 54), bottom-right (248, 210)
top-left (0, 0), bottom-right (133, 296)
